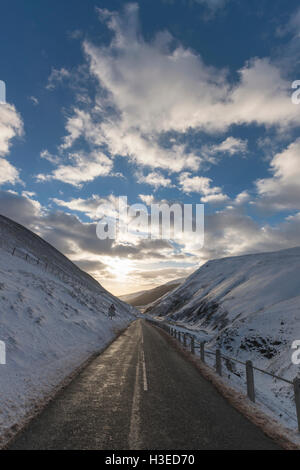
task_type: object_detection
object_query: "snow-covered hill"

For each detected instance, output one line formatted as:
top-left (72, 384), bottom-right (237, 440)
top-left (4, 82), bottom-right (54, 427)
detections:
top-left (147, 247), bottom-right (300, 430)
top-left (0, 215), bottom-right (136, 444)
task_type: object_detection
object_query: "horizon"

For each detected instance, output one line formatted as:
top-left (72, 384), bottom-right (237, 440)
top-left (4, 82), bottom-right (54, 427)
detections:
top-left (1, 0), bottom-right (300, 295)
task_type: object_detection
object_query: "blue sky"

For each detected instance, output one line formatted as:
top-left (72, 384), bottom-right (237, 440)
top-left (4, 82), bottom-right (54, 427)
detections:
top-left (1, 0), bottom-right (300, 294)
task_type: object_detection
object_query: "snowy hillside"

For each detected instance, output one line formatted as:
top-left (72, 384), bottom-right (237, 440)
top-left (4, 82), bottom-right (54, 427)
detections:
top-left (147, 247), bottom-right (300, 430)
top-left (0, 215), bottom-right (136, 444)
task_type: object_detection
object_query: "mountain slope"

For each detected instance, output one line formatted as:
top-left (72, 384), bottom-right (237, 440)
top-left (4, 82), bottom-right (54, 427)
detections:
top-left (120, 278), bottom-right (184, 307)
top-left (0, 214), bottom-right (136, 443)
top-left (0, 214), bottom-right (103, 292)
top-left (147, 247), bottom-right (300, 430)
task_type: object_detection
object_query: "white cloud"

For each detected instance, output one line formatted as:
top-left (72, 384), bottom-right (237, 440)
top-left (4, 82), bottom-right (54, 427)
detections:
top-left (40, 150), bottom-right (60, 165)
top-left (37, 150), bottom-right (112, 187)
top-left (56, 4), bottom-right (300, 182)
top-left (46, 67), bottom-right (71, 91)
top-left (40, 4), bottom-right (300, 187)
top-left (137, 171), bottom-right (172, 189)
top-left (52, 194), bottom-right (109, 220)
top-left (0, 158), bottom-right (21, 185)
top-left (201, 193), bottom-right (229, 204)
top-left (0, 102), bottom-right (24, 187)
top-left (234, 190), bottom-right (251, 206)
top-left (84, 7), bottom-right (300, 133)
top-left (139, 194), bottom-right (155, 205)
top-left (29, 96), bottom-right (39, 106)
top-left (178, 172), bottom-right (229, 203)
top-left (209, 136), bottom-right (248, 156)
top-left (60, 108), bottom-right (102, 150)
top-left (0, 103), bottom-right (23, 157)
top-left (256, 138), bottom-right (300, 211)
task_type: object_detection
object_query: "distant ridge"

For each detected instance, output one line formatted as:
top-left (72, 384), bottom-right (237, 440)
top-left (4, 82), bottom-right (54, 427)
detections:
top-left (120, 278), bottom-right (185, 307)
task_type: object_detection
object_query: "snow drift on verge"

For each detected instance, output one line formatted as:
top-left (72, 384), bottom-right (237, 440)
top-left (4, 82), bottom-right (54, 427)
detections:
top-left (0, 215), bottom-right (136, 441)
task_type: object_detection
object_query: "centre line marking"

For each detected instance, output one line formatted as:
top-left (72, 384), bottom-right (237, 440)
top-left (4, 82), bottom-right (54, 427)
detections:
top-left (142, 348), bottom-right (148, 392)
top-left (129, 351), bottom-right (141, 450)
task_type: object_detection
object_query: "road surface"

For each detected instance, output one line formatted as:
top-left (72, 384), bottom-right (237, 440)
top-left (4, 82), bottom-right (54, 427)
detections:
top-left (8, 319), bottom-right (280, 450)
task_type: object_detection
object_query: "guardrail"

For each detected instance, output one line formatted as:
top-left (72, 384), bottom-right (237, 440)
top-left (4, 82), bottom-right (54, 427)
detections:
top-left (149, 319), bottom-right (300, 432)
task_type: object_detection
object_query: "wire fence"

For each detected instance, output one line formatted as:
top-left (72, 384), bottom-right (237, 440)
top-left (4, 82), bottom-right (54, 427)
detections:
top-left (149, 319), bottom-right (300, 433)
top-left (0, 237), bottom-right (102, 293)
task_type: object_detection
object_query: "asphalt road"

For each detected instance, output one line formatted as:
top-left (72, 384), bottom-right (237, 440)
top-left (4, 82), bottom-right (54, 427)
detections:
top-left (8, 319), bottom-right (280, 450)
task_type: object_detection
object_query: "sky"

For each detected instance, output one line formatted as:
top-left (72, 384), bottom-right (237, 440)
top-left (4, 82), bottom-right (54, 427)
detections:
top-left (1, 0), bottom-right (300, 295)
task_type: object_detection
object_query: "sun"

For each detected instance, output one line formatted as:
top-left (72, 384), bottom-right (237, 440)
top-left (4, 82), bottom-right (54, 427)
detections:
top-left (106, 257), bottom-right (133, 280)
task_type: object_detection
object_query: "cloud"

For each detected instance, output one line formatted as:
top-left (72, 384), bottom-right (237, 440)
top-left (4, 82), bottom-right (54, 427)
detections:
top-left (0, 159), bottom-right (21, 186)
top-left (136, 171), bottom-right (173, 189)
top-left (0, 103), bottom-right (23, 157)
top-left (46, 67), bottom-right (71, 91)
top-left (201, 193), bottom-right (229, 204)
top-left (209, 137), bottom-right (248, 156)
top-left (3, 190), bottom-right (300, 294)
top-left (84, 6), bottom-right (300, 133)
top-left (40, 4), bottom-right (300, 188)
top-left (65, 5), bottom-right (299, 179)
top-left (191, 205), bottom-right (300, 262)
top-left (0, 190), bottom-right (42, 227)
top-left (199, 136), bottom-right (249, 165)
top-left (139, 194), bottom-right (155, 205)
top-left (234, 190), bottom-right (251, 206)
top-left (37, 150), bottom-right (113, 187)
top-left (52, 194), bottom-right (111, 220)
top-left (59, 108), bottom-right (101, 150)
top-left (178, 172), bottom-right (229, 203)
top-left (40, 150), bottom-right (60, 165)
top-left (0, 102), bottom-right (23, 187)
top-left (256, 138), bottom-right (300, 211)
top-left (60, 107), bottom-right (201, 172)
top-left (29, 96), bottom-right (39, 106)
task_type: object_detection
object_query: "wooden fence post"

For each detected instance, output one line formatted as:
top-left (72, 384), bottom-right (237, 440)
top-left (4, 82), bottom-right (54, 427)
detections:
top-left (246, 361), bottom-right (255, 403)
top-left (216, 349), bottom-right (222, 376)
top-left (183, 334), bottom-right (187, 347)
top-left (191, 337), bottom-right (195, 355)
top-left (293, 378), bottom-right (300, 432)
top-left (178, 332), bottom-right (181, 343)
top-left (200, 342), bottom-right (205, 362)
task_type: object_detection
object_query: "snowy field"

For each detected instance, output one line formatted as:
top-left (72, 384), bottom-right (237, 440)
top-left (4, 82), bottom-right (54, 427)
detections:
top-left (147, 247), bottom-right (300, 432)
top-left (0, 230), bottom-right (136, 443)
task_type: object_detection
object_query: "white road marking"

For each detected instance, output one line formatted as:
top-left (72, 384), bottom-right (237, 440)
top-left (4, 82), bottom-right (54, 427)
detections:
top-left (142, 348), bottom-right (148, 392)
top-left (141, 327), bottom-right (144, 345)
top-left (129, 322), bottom-right (143, 450)
top-left (128, 321), bottom-right (148, 449)
top-left (129, 352), bottom-right (141, 450)
top-left (140, 323), bottom-right (148, 391)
